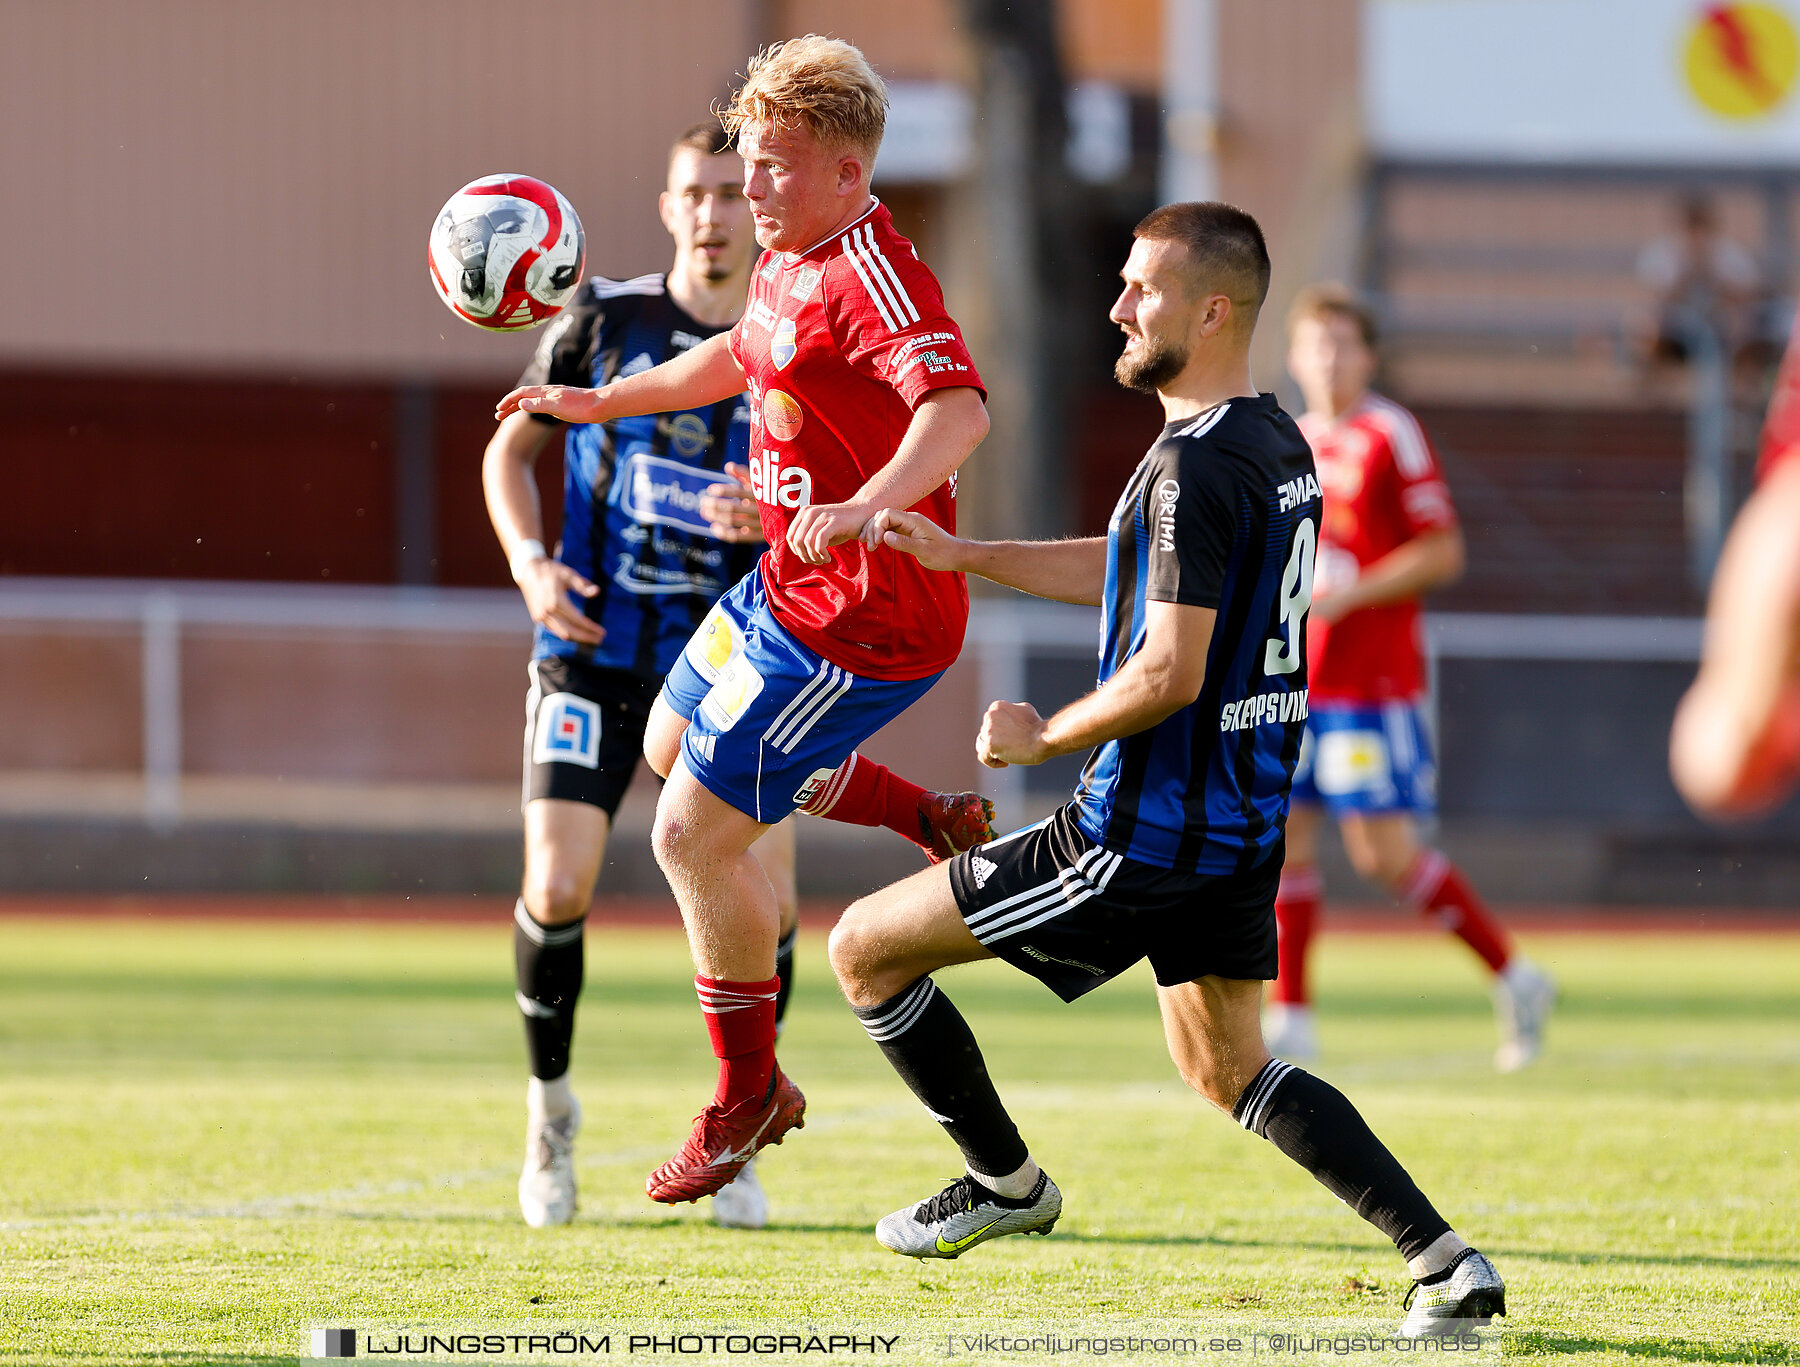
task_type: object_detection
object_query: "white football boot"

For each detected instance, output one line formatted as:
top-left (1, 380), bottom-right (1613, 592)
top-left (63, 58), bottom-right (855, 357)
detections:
top-left (875, 1172), bottom-right (1061, 1259)
top-left (1493, 959), bottom-right (1557, 1072)
top-left (710, 1156), bottom-right (769, 1229)
top-left (518, 1096), bottom-right (581, 1227)
top-left (1262, 1002), bottom-right (1319, 1060)
top-left (1398, 1249), bottom-right (1507, 1336)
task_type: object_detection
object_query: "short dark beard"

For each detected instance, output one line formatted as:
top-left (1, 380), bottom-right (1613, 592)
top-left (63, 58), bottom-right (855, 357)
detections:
top-left (1114, 334), bottom-right (1188, 393)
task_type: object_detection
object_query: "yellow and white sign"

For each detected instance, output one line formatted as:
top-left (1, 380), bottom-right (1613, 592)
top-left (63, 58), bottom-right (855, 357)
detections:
top-left (1369, 0), bottom-right (1800, 162)
top-left (1683, 3), bottom-right (1798, 120)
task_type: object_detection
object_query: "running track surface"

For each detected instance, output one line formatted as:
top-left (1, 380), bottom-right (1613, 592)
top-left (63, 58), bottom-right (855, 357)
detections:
top-left (0, 895), bottom-right (1793, 934)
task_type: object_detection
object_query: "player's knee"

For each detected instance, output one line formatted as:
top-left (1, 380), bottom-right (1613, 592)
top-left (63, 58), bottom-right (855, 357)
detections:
top-left (522, 863), bottom-right (591, 925)
top-left (826, 909), bottom-right (868, 991)
top-left (827, 902), bottom-right (890, 1005)
top-left (651, 798), bottom-right (725, 871)
top-left (1347, 840), bottom-right (1410, 890)
top-left (649, 806), bottom-right (691, 870)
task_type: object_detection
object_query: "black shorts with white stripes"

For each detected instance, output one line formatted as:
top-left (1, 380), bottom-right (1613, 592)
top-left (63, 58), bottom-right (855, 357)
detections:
top-left (523, 657), bottom-right (660, 815)
top-left (947, 805), bottom-right (1281, 1003)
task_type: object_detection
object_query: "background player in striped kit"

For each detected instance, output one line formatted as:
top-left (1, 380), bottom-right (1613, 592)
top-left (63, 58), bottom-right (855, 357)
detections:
top-left (496, 37), bottom-right (997, 1206)
top-left (484, 123), bottom-right (986, 1230)
top-left (831, 204), bottom-right (1507, 1338)
top-left (1267, 285), bottom-right (1556, 1072)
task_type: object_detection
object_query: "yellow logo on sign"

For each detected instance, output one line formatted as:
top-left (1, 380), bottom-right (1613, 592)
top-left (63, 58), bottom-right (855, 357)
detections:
top-left (1685, 3), bottom-right (1799, 120)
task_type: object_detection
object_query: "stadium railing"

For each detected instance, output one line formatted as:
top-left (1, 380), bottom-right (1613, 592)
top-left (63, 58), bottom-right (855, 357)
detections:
top-left (0, 578), bottom-right (1705, 833)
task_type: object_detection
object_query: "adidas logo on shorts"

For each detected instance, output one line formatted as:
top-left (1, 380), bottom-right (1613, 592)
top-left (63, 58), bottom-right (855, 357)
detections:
top-left (970, 854), bottom-right (998, 889)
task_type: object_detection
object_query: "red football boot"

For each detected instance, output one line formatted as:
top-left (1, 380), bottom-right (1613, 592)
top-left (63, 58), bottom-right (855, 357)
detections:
top-left (916, 791), bottom-right (998, 863)
top-left (646, 1069), bottom-right (807, 1204)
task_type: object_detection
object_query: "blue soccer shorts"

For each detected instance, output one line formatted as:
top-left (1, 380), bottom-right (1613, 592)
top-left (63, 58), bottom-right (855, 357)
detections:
top-left (1289, 699), bottom-right (1437, 816)
top-left (660, 570), bottom-right (943, 823)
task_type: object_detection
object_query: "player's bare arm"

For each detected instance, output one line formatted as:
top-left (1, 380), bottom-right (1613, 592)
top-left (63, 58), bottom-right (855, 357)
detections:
top-left (699, 461), bottom-right (766, 545)
top-left (1671, 457), bottom-right (1800, 816)
top-left (482, 410), bottom-right (603, 646)
top-left (870, 508), bottom-right (1106, 606)
top-left (495, 330), bottom-right (745, 425)
top-left (1313, 526), bottom-right (1464, 624)
top-left (979, 601), bottom-right (1216, 768)
top-left (786, 386), bottom-right (989, 566)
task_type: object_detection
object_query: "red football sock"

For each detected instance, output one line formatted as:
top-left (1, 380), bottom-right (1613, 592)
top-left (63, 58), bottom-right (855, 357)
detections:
top-left (1400, 851), bottom-right (1511, 973)
top-left (799, 752), bottom-right (931, 852)
top-left (1272, 865), bottom-right (1323, 1005)
top-left (695, 975), bottom-right (780, 1111)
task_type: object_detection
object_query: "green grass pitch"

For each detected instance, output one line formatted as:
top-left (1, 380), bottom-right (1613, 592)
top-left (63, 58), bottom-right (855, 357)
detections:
top-left (1, 913), bottom-right (1796, 1365)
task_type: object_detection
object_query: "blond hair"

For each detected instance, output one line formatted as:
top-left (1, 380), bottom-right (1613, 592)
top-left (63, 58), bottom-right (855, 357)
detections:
top-left (720, 35), bottom-right (888, 160)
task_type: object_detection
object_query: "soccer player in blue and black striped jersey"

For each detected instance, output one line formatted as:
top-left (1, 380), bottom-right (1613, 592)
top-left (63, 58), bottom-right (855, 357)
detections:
top-left (831, 203), bottom-right (1508, 1336)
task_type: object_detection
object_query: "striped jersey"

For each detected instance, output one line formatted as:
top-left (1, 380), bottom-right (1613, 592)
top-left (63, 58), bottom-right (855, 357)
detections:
top-left (1298, 392), bottom-right (1458, 703)
top-left (730, 198), bottom-right (984, 682)
top-left (517, 273), bottom-right (759, 679)
top-left (1071, 394), bottom-right (1322, 876)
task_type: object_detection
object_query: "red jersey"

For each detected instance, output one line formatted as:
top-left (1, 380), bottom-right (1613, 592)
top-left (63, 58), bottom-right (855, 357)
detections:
top-left (1299, 393), bottom-right (1458, 703)
top-left (1759, 317), bottom-right (1800, 484)
top-left (730, 199), bottom-right (984, 681)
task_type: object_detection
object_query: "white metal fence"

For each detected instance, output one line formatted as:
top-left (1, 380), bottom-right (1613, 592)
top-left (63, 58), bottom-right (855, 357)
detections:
top-left (0, 577), bottom-right (1706, 830)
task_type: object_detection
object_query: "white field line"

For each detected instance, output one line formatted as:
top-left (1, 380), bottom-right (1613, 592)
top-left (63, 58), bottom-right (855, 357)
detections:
top-left (0, 1105), bottom-right (904, 1231)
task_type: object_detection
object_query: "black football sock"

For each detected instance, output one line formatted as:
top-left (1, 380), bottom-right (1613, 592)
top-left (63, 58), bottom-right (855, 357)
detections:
top-left (1234, 1060), bottom-right (1452, 1260)
top-left (774, 925), bottom-right (798, 1032)
top-left (513, 898), bottom-right (585, 1081)
top-left (852, 976), bottom-right (1029, 1178)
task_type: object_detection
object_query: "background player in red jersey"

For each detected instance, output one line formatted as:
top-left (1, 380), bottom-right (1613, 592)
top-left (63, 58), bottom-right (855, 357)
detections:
top-left (1269, 285), bottom-right (1556, 1071)
top-left (1672, 320), bottom-right (1800, 817)
top-left (496, 36), bottom-right (994, 1204)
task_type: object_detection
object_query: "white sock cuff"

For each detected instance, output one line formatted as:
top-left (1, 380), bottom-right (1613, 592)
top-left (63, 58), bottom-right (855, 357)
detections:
top-left (968, 1157), bottom-right (1040, 1200)
top-left (528, 1073), bottom-right (573, 1120)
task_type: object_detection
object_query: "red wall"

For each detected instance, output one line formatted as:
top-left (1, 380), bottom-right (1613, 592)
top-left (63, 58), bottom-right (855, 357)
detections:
top-left (0, 370), bottom-right (557, 587)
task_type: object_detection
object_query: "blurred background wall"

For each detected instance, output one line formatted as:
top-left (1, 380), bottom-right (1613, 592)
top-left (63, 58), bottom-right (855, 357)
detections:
top-left (4, 0), bottom-right (1799, 902)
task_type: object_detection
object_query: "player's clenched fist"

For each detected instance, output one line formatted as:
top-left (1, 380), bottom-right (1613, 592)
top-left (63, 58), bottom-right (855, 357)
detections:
top-left (866, 509), bottom-right (967, 570)
top-left (978, 699), bottom-right (1051, 769)
top-left (495, 384), bottom-right (608, 424)
top-left (787, 501), bottom-right (876, 565)
top-left (700, 462), bottom-right (765, 545)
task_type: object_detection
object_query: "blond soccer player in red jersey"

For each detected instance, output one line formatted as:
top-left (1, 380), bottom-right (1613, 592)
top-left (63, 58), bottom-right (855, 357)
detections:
top-left (1672, 321), bottom-right (1800, 816)
top-left (497, 36), bottom-right (994, 1204)
top-left (1269, 285), bottom-right (1556, 1072)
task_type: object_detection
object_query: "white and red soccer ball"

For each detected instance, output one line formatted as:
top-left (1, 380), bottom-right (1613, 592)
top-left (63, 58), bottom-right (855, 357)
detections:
top-left (428, 174), bottom-right (585, 332)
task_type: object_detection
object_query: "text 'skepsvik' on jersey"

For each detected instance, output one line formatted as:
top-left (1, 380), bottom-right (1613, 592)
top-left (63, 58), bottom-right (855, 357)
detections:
top-left (730, 200), bottom-right (986, 682)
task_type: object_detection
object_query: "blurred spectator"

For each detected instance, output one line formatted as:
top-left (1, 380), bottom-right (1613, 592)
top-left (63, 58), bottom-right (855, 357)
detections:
top-left (1635, 193), bottom-right (1761, 372)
